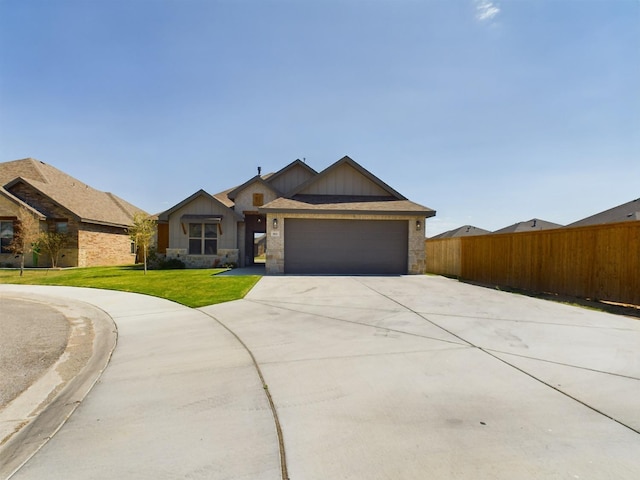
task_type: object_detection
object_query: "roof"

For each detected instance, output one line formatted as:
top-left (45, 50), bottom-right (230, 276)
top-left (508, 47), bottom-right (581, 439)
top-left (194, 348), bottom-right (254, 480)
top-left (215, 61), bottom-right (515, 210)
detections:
top-left (0, 186), bottom-right (47, 219)
top-left (259, 195), bottom-right (436, 216)
top-left (567, 198), bottom-right (640, 227)
top-left (264, 159), bottom-right (317, 191)
top-left (258, 156), bottom-right (435, 216)
top-left (287, 156), bottom-right (407, 199)
top-left (493, 218), bottom-right (563, 234)
top-left (226, 175), bottom-right (281, 200)
top-left (157, 189), bottom-right (243, 222)
top-left (430, 225), bottom-right (491, 239)
top-left (0, 158), bottom-right (145, 227)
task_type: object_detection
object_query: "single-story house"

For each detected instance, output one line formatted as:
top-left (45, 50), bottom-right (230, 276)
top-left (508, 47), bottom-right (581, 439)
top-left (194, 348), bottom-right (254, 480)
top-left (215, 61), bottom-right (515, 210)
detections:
top-left (492, 218), bottom-right (563, 234)
top-left (566, 198), bottom-right (640, 227)
top-left (157, 156), bottom-right (436, 274)
top-left (430, 225), bottom-right (491, 239)
top-left (0, 158), bottom-right (146, 267)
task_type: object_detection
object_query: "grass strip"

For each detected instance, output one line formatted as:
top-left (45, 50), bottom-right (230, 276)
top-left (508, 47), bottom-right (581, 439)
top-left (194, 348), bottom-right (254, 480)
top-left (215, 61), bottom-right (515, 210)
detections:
top-left (0, 266), bottom-right (261, 308)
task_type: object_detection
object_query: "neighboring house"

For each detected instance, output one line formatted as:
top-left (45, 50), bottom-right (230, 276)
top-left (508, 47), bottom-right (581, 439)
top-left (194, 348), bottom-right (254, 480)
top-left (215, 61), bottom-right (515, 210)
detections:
top-left (0, 158), bottom-right (146, 267)
top-left (566, 198), bottom-right (640, 227)
top-left (254, 233), bottom-right (267, 258)
top-left (430, 225), bottom-right (491, 239)
top-left (158, 156), bottom-right (436, 274)
top-left (492, 218), bottom-right (563, 234)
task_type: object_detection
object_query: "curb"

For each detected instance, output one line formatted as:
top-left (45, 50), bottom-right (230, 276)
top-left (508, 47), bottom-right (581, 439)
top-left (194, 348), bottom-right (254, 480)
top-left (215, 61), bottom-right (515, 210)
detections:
top-left (0, 293), bottom-right (117, 479)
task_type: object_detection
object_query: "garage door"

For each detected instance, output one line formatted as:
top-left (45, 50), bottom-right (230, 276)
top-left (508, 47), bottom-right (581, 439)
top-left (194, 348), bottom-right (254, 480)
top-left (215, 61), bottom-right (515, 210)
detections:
top-left (284, 219), bottom-right (408, 274)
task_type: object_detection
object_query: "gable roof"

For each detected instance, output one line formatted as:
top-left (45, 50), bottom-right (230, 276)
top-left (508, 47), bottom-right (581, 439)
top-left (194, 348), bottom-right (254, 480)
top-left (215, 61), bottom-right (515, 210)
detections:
top-left (0, 158), bottom-right (146, 227)
top-left (287, 156), bottom-right (407, 199)
top-left (226, 175), bottom-right (282, 201)
top-left (265, 159), bottom-right (317, 191)
top-left (260, 156), bottom-right (435, 216)
top-left (567, 198), bottom-right (640, 227)
top-left (0, 186), bottom-right (47, 219)
top-left (157, 189), bottom-right (242, 222)
top-left (493, 218), bottom-right (563, 234)
top-left (430, 225), bottom-right (491, 239)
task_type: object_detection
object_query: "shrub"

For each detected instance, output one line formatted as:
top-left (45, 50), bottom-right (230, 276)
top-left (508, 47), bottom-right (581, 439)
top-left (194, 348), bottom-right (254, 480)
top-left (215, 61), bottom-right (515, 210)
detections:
top-left (158, 258), bottom-right (186, 270)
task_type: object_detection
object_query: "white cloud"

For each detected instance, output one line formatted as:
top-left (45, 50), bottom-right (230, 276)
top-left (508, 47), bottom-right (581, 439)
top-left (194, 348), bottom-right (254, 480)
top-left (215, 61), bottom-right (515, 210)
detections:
top-left (475, 0), bottom-right (500, 22)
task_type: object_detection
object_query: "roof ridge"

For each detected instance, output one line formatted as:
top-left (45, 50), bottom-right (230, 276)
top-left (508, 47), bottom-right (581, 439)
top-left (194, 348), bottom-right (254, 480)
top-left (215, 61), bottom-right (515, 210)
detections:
top-left (106, 192), bottom-right (137, 220)
top-left (28, 158), bottom-right (51, 184)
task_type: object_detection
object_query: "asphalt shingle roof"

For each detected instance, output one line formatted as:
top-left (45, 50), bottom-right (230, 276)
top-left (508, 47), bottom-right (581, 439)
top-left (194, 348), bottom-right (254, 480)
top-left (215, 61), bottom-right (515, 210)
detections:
top-left (260, 194), bottom-right (435, 216)
top-left (493, 218), bottom-right (563, 234)
top-left (1, 158), bottom-right (145, 227)
top-left (430, 225), bottom-right (491, 239)
top-left (567, 198), bottom-right (640, 227)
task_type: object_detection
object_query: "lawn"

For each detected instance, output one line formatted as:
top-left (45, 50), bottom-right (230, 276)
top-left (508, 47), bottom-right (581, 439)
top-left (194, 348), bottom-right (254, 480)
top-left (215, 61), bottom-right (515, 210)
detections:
top-left (0, 266), bottom-right (261, 308)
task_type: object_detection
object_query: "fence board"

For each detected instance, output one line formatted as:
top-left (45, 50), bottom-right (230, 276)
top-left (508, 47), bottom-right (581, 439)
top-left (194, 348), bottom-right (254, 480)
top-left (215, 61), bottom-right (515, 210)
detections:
top-left (426, 221), bottom-right (639, 306)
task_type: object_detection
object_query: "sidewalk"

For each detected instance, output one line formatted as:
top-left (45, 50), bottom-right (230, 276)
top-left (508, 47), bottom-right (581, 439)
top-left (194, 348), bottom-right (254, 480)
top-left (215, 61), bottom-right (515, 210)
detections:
top-left (0, 285), bottom-right (280, 480)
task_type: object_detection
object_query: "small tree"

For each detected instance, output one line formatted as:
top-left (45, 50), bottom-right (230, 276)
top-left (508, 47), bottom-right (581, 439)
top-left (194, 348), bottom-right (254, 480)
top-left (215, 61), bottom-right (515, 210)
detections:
top-left (7, 206), bottom-right (41, 276)
top-left (38, 231), bottom-right (69, 268)
top-left (129, 212), bottom-right (156, 274)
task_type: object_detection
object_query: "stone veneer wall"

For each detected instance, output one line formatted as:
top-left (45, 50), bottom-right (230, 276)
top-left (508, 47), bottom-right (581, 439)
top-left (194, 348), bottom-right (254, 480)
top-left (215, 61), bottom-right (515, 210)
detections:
top-left (166, 248), bottom-right (239, 268)
top-left (264, 213), bottom-right (427, 275)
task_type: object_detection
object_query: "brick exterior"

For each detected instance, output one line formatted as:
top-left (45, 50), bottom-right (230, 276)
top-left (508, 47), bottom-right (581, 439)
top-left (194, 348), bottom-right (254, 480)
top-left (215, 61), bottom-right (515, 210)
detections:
top-left (5, 183), bottom-right (136, 268)
top-left (77, 224), bottom-right (136, 267)
top-left (265, 212), bottom-right (426, 275)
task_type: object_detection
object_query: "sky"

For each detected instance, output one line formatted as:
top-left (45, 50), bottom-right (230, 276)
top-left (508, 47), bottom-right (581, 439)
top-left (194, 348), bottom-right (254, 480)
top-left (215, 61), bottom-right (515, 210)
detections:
top-left (1, 0), bottom-right (638, 236)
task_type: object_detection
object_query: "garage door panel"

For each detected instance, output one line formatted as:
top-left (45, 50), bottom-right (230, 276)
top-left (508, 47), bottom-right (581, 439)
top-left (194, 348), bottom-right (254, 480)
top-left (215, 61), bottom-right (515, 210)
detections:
top-left (285, 219), bottom-right (408, 274)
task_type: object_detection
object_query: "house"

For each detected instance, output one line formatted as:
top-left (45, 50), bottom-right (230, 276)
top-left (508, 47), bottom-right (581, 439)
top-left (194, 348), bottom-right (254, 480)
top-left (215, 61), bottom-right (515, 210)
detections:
top-left (566, 198), bottom-right (640, 227)
top-left (430, 225), bottom-right (491, 239)
top-left (492, 218), bottom-right (562, 234)
top-left (0, 158), bottom-right (146, 267)
top-left (157, 156), bottom-right (436, 274)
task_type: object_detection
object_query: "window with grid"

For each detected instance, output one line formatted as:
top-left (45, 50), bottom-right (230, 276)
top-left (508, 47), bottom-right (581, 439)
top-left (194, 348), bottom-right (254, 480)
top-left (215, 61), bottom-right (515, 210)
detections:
top-left (0, 221), bottom-right (14, 253)
top-left (188, 223), bottom-right (217, 255)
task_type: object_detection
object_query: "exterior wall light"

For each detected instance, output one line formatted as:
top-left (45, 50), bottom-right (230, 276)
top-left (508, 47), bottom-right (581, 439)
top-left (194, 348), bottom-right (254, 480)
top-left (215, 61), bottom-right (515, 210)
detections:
top-left (273, 218), bottom-right (278, 229)
top-left (416, 220), bottom-right (421, 231)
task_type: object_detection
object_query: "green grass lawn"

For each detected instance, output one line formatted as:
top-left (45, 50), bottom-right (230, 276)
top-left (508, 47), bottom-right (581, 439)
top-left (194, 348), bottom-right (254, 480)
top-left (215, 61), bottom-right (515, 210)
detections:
top-left (0, 266), bottom-right (261, 308)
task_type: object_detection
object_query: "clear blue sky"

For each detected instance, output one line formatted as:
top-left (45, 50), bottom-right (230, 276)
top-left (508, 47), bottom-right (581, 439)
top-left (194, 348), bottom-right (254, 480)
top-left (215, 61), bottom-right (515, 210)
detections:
top-left (1, 0), bottom-right (638, 236)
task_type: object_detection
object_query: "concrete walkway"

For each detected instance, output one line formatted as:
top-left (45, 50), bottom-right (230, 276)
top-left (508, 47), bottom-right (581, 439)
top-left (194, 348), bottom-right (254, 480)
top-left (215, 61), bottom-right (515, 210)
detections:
top-left (2, 276), bottom-right (640, 479)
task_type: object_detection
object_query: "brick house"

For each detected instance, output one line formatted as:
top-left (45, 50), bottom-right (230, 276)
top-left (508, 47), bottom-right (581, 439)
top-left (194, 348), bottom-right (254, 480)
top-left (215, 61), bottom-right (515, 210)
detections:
top-left (158, 156), bottom-right (435, 274)
top-left (0, 158), bottom-right (146, 268)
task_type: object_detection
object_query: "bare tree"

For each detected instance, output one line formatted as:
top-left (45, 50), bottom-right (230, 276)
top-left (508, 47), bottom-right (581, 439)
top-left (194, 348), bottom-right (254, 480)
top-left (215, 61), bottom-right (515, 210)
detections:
top-left (38, 231), bottom-right (68, 268)
top-left (7, 206), bottom-right (41, 276)
top-left (129, 212), bottom-right (156, 274)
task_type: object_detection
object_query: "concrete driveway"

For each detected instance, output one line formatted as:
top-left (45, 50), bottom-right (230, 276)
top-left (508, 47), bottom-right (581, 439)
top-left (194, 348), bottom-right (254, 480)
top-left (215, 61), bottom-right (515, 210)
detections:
top-left (2, 275), bottom-right (640, 479)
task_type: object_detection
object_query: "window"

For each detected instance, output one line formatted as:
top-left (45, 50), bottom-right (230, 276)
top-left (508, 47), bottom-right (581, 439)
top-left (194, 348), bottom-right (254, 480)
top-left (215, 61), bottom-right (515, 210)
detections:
top-left (188, 223), bottom-right (217, 255)
top-left (0, 221), bottom-right (14, 253)
top-left (253, 193), bottom-right (264, 207)
top-left (55, 221), bottom-right (68, 234)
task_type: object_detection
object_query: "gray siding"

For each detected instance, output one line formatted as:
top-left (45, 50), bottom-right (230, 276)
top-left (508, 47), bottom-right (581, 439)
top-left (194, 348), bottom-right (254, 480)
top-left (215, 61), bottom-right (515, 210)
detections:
top-left (167, 196), bottom-right (237, 250)
top-left (298, 163), bottom-right (389, 196)
top-left (269, 164), bottom-right (316, 194)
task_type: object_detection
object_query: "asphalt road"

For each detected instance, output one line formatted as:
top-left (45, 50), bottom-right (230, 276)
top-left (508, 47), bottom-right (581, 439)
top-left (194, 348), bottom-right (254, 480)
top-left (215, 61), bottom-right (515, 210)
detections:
top-left (0, 298), bottom-right (69, 409)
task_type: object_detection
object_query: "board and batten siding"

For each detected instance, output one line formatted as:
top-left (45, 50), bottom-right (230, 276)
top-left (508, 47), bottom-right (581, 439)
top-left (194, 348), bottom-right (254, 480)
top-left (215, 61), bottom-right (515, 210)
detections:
top-left (268, 163), bottom-right (316, 194)
top-left (298, 163), bottom-right (389, 196)
top-left (167, 196), bottom-right (237, 250)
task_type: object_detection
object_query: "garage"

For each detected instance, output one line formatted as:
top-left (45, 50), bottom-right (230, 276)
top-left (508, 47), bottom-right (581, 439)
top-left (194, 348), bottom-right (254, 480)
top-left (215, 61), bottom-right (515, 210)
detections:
top-left (284, 218), bottom-right (408, 274)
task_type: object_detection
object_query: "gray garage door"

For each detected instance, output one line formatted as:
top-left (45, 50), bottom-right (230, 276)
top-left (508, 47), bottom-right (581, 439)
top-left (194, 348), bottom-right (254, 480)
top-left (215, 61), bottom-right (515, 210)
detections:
top-left (284, 219), bottom-right (408, 274)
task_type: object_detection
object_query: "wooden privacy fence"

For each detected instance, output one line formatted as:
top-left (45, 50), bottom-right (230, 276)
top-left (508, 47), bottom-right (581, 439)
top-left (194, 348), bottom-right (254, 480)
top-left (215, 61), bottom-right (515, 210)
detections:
top-left (426, 221), bottom-right (640, 306)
